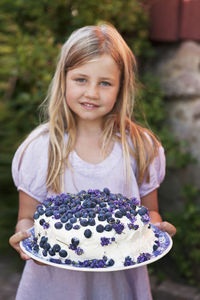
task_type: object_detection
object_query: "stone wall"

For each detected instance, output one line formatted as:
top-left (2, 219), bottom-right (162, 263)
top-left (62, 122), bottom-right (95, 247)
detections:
top-left (151, 41), bottom-right (200, 210)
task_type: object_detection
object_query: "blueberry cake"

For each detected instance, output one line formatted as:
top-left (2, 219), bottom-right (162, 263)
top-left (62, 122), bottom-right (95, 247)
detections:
top-left (32, 188), bottom-right (159, 269)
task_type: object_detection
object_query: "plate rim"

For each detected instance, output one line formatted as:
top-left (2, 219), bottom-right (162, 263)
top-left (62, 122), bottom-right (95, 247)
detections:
top-left (20, 224), bottom-right (173, 272)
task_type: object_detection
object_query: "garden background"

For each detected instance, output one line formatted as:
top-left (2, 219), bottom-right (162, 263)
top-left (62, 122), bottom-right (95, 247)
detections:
top-left (0, 0), bottom-right (200, 297)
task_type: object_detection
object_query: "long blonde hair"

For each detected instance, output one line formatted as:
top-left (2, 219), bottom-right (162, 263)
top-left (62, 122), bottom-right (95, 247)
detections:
top-left (38, 24), bottom-right (160, 193)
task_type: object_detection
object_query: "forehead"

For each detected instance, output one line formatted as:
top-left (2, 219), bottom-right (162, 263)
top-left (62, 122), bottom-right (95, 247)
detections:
top-left (68, 54), bottom-right (121, 78)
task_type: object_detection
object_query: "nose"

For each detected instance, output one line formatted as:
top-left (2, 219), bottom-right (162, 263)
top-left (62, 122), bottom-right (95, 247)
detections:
top-left (85, 83), bottom-right (99, 100)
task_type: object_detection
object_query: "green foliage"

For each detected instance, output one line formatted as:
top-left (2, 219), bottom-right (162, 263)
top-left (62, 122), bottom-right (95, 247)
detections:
top-left (165, 184), bottom-right (200, 286)
top-left (135, 73), bottom-right (195, 170)
top-left (0, 0), bottom-right (152, 254)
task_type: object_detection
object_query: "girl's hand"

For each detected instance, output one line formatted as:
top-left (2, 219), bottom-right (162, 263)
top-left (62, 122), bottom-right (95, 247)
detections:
top-left (154, 221), bottom-right (176, 237)
top-left (9, 230), bottom-right (31, 260)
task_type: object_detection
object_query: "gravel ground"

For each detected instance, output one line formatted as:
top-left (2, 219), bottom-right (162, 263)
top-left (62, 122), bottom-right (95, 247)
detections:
top-left (0, 255), bottom-right (23, 300)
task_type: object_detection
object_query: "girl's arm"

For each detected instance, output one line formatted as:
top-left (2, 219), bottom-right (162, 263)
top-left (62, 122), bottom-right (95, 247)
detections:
top-left (9, 190), bottom-right (40, 260)
top-left (141, 189), bottom-right (176, 237)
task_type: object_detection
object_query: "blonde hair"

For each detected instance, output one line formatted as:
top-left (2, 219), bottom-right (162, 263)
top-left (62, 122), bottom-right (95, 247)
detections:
top-left (38, 24), bottom-right (160, 193)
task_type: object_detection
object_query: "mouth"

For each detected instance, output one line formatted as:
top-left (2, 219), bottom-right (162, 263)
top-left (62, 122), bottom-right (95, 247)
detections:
top-left (80, 102), bottom-right (99, 110)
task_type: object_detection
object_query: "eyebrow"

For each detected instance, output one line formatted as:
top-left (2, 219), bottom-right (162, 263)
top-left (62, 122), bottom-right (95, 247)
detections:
top-left (72, 73), bottom-right (115, 81)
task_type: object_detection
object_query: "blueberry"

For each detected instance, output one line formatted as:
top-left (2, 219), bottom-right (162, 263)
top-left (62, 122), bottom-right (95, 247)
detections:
top-left (120, 208), bottom-right (127, 216)
top-left (88, 218), bottom-right (96, 226)
top-left (60, 215), bottom-right (68, 223)
top-left (115, 211), bottom-right (123, 218)
top-left (105, 212), bottom-right (112, 219)
top-left (37, 207), bottom-right (45, 215)
top-left (82, 212), bottom-right (88, 218)
top-left (42, 249), bottom-right (48, 257)
top-left (70, 217), bottom-right (77, 224)
top-left (65, 223), bottom-right (73, 231)
top-left (75, 211), bottom-right (82, 218)
top-left (138, 207), bottom-right (148, 216)
top-left (107, 259), bottom-right (115, 266)
top-left (65, 259), bottom-right (72, 265)
top-left (130, 209), bottom-right (137, 216)
top-left (45, 210), bottom-right (53, 217)
top-left (90, 202), bottom-right (96, 208)
top-left (43, 242), bottom-right (51, 250)
top-left (99, 202), bottom-right (107, 208)
top-left (67, 212), bottom-right (73, 219)
top-left (105, 224), bottom-right (112, 232)
top-left (33, 244), bottom-right (39, 252)
top-left (52, 244), bottom-right (60, 252)
top-left (98, 214), bottom-right (106, 222)
top-left (33, 212), bottom-right (39, 220)
top-left (96, 224), bottom-right (104, 233)
top-left (54, 222), bottom-right (63, 229)
top-left (59, 249), bottom-right (68, 257)
top-left (84, 229), bottom-right (92, 238)
top-left (49, 248), bottom-right (56, 256)
top-left (103, 188), bottom-right (110, 195)
top-left (71, 237), bottom-right (79, 246)
top-left (41, 236), bottom-right (48, 243)
top-left (80, 219), bottom-right (88, 227)
top-left (89, 211), bottom-right (96, 218)
top-left (39, 219), bottom-right (45, 226)
top-left (107, 217), bottom-right (115, 224)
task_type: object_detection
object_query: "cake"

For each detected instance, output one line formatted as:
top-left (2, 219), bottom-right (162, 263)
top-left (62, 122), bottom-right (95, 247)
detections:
top-left (32, 188), bottom-right (159, 269)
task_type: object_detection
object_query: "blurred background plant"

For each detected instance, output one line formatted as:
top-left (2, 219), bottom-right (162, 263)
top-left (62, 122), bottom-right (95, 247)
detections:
top-left (0, 0), bottom-right (199, 287)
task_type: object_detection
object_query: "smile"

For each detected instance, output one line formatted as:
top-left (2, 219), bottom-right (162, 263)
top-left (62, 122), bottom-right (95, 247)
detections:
top-left (81, 102), bottom-right (99, 110)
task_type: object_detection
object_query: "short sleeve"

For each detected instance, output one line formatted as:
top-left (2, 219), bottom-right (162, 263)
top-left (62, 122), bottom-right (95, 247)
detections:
top-left (139, 146), bottom-right (166, 198)
top-left (11, 127), bottom-right (49, 202)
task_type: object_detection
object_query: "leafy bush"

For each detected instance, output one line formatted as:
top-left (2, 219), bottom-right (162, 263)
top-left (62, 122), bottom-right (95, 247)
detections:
top-left (0, 0), bottom-right (152, 254)
top-left (164, 185), bottom-right (200, 286)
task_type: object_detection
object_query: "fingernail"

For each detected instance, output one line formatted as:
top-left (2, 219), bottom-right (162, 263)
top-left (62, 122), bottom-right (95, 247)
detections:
top-left (154, 222), bottom-right (161, 226)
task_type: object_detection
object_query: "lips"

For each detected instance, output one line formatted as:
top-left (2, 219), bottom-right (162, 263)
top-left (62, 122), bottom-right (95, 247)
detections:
top-left (81, 102), bottom-right (99, 110)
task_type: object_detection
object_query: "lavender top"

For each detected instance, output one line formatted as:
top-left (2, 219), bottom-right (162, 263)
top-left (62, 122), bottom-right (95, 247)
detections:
top-left (12, 125), bottom-right (165, 300)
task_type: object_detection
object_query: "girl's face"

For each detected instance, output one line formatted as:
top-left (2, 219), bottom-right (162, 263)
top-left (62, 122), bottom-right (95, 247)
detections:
top-left (65, 54), bottom-right (121, 127)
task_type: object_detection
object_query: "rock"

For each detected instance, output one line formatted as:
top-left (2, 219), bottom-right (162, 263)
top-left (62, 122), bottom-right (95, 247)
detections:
top-left (154, 41), bottom-right (200, 97)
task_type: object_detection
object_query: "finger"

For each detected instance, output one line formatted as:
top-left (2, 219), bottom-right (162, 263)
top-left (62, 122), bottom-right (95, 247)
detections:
top-left (9, 231), bottom-right (31, 246)
top-left (33, 260), bottom-right (46, 266)
top-left (9, 231), bottom-right (31, 259)
top-left (154, 222), bottom-right (176, 237)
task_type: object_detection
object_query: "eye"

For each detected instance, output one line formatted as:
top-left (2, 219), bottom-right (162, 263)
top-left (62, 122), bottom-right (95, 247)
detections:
top-left (100, 81), bottom-right (111, 86)
top-left (75, 78), bottom-right (86, 83)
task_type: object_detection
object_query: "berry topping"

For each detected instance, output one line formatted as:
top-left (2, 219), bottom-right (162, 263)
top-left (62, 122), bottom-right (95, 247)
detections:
top-left (138, 207), bottom-right (148, 216)
top-left (33, 212), bottom-right (39, 220)
top-left (98, 214), bottom-right (106, 222)
top-left (107, 259), bottom-right (115, 266)
top-left (71, 237), bottom-right (79, 246)
top-left (80, 219), bottom-right (88, 227)
top-left (70, 217), bottom-right (77, 224)
top-left (115, 211), bottom-right (123, 218)
top-left (96, 224), bottom-right (104, 233)
top-left (103, 187), bottom-right (110, 195)
top-left (65, 223), bottom-right (73, 231)
top-left (104, 224), bottom-right (112, 232)
top-left (88, 218), bottom-right (96, 226)
top-left (54, 222), bottom-right (63, 229)
top-left (52, 244), bottom-right (61, 252)
top-left (39, 219), bottom-right (45, 226)
top-left (59, 250), bottom-right (68, 257)
top-left (84, 229), bottom-right (92, 238)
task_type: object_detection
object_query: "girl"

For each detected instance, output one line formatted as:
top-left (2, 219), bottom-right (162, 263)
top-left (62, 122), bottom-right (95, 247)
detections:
top-left (9, 24), bottom-right (176, 300)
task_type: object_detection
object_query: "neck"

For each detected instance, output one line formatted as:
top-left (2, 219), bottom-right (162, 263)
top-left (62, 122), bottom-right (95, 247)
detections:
top-left (76, 119), bottom-right (103, 137)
